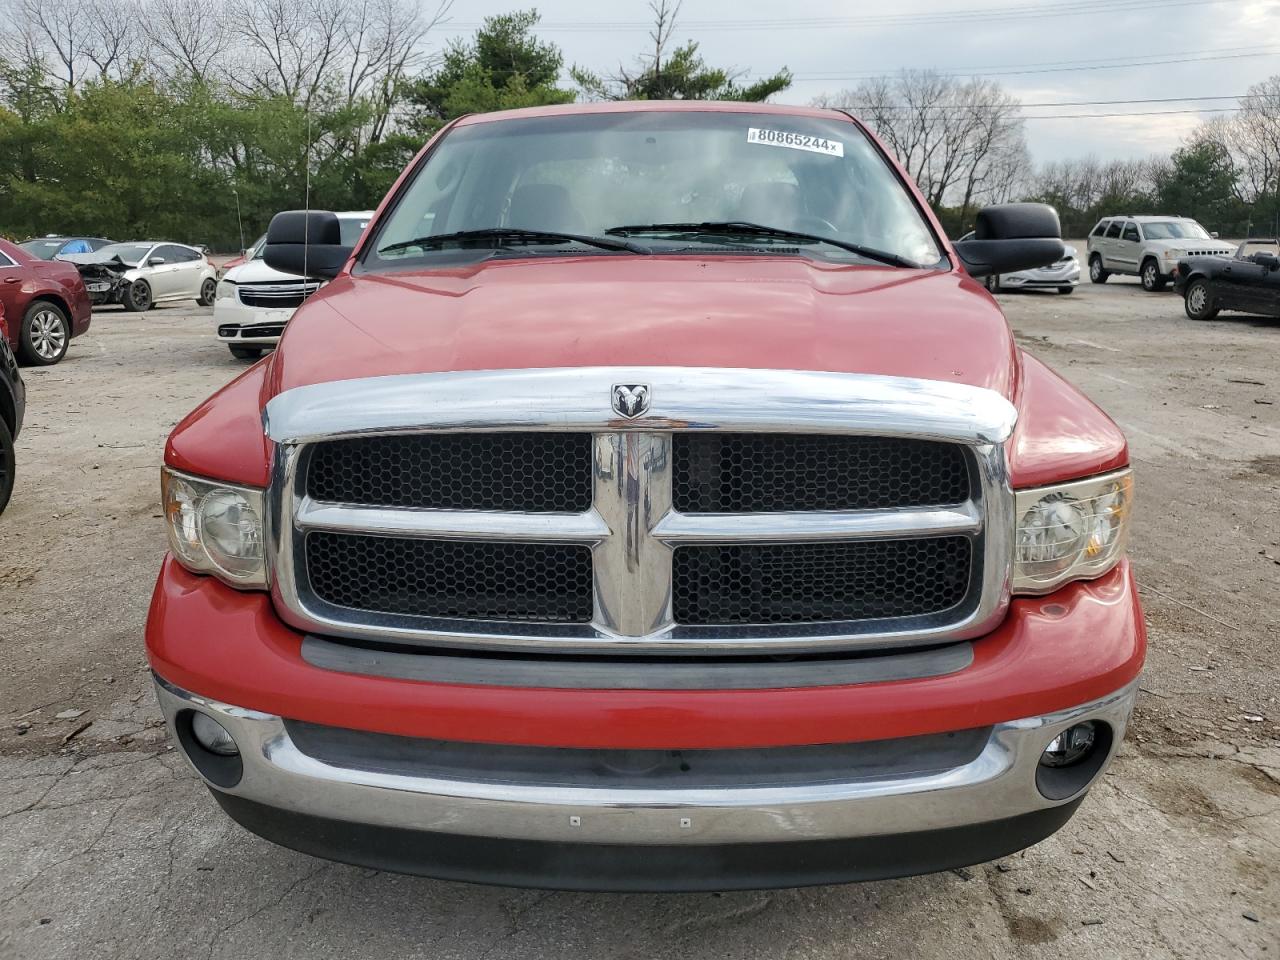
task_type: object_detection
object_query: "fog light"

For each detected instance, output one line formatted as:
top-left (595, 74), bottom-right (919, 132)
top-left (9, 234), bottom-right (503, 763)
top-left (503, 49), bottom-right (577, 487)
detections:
top-left (1040, 722), bottom-right (1097, 768)
top-left (190, 712), bottom-right (238, 756)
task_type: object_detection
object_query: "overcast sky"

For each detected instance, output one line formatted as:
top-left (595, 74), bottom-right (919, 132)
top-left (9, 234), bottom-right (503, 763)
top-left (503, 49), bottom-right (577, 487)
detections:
top-left (431, 0), bottom-right (1280, 164)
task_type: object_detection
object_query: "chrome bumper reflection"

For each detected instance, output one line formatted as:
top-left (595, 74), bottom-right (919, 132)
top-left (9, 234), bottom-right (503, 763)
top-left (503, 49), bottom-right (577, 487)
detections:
top-left (156, 675), bottom-right (1136, 846)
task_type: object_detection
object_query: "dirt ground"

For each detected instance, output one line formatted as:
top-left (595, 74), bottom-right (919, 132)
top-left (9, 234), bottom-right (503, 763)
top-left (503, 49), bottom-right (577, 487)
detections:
top-left (1, 274), bottom-right (1277, 960)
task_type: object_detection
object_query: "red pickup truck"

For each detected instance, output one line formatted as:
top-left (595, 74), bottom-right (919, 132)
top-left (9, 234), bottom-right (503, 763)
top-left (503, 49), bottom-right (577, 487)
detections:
top-left (147, 102), bottom-right (1143, 891)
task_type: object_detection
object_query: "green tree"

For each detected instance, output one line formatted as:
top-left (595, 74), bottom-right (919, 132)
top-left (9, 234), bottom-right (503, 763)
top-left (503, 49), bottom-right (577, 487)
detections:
top-left (571, 1), bottom-right (790, 102)
top-left (401, 10), bottom-right (574, 139)
top-left (1154, 139), bottom-right (1245, 232)
top-left (573, 40), bottom-right (790, 102)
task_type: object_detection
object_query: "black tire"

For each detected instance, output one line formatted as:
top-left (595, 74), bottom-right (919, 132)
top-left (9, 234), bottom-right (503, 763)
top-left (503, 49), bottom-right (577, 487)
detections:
top-left (1184, 278), bottom-right (1219, 321)
top-left (197, 277), bottom-right (217, 307)
top-left (1089, 255), bottom-right (1109, 283)
top-left (984, 274), bottom-right (1001, 293)
top-left (0, 415), bottom-right (13, 516)
top-left (229, 345), bottom-right (263, 360)
top-left (123, 280), bottom-right (152, 312)
top-left (17, 301), bottom-right (70, 365)
top-left (1058, 286), bottom-right (1074, 295)
top-left (1140, 258), bottom-right (1166, 292)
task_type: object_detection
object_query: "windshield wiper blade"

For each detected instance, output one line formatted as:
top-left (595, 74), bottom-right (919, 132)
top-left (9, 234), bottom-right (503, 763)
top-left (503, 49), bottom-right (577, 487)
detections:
top-left (606, 221), bottom-right (920, 268)
top-left (380, 227), bottom-right (649, 256)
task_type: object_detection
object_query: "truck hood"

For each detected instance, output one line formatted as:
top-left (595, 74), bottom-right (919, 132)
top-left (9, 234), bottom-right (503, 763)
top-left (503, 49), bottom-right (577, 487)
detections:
top-left (268, 256), bottom-right (1019, 400)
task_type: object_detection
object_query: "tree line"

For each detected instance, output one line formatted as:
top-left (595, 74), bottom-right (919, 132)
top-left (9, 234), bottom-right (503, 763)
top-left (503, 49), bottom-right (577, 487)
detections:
top-left (2, 0), bottom-right (1279, 248)
top-left (0, 0), bottom-right (786, 248)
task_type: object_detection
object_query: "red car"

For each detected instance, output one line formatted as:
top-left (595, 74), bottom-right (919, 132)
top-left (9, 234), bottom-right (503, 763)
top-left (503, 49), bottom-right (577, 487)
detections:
top-left (0, 237), bottom-right (93, 365)
top-left (147, 102), bottom-right (1144, 891)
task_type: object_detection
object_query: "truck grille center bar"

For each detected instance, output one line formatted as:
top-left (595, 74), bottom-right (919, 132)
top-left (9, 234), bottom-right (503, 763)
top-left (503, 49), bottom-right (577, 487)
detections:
top-left (263, 367), bottom-right (1018, 655)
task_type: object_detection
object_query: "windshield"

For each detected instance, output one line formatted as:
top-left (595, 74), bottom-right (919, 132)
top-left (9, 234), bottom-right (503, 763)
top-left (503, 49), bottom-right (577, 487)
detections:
top-left (19, 239), bottom-right (65, 259)
top-left (1141, 221), bottom-right (1210, 241)
top-left (365, 111), bottom-right (943, 269)
top-left (96, 243), bottom-right (154, 266)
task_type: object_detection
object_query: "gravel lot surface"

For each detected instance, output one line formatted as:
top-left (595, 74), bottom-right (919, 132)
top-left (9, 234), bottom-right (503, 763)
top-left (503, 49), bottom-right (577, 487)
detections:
top-left (1, 276), bottom-right (1277, 959)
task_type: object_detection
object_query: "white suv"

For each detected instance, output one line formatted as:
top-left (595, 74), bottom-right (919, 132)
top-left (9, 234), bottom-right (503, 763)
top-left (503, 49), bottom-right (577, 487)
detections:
top-left (1086, 216), bottom-right (1234, 291)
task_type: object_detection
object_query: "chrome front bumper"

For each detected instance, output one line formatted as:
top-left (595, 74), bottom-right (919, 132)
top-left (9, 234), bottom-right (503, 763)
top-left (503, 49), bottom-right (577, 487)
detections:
top-left (155, 675), bottom-right (1136, 847)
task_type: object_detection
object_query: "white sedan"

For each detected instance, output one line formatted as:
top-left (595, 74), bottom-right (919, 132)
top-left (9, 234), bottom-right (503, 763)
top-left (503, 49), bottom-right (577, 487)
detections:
top-left (64, 242), bottom-right (218, 311)
top-left (958, 233), bottom-right (1081, 295)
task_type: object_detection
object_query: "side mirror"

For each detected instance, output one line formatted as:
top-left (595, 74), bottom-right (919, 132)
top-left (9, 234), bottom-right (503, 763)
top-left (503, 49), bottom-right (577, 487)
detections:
top-left (1210, 232), bottom-right (1220, 239)
top-left (148, 256), bottom-right (166, 266)
top-left (952, 203), bottom-right (1065, 279)
top-left (264, 210), bottom-right (351, 279)
top-left (1256, 252), bottom-right (1280, 271)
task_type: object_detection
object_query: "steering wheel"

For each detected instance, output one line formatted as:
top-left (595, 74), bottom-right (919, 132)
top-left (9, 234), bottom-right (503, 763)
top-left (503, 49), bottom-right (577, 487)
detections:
top-left (795, 215), bottom-right (840, 235)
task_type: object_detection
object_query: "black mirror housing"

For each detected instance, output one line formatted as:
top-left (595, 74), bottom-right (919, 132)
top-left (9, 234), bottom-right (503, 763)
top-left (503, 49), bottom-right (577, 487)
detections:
top-left (953, 203), bottom-right (1065, 279)
top-left (264, 210), bottom-right (352, 279)
top-left (1255, 252), bottom-right (1280, 271)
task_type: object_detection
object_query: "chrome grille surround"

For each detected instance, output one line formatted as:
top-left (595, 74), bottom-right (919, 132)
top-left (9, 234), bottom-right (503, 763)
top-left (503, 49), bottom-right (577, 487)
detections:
top-left (263, 367), bottom-right (1017, 655)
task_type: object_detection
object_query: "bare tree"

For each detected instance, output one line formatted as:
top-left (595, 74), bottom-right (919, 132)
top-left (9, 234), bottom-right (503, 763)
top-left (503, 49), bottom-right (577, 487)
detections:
top-left (1202, 80), bottom-right (1280, 205)
top-left (80, 0), bottom-right (141, 80)
top-left (12, 0), bottom-right (82, 89)
top-left (141, 0), bottom-right (233, 83)
top-left (817, 71), bottom-right (1028, 213)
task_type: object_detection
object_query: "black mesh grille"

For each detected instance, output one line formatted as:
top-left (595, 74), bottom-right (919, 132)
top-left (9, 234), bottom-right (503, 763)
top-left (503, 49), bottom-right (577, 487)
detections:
top-left (306, 433), bottom-right (591, 512)
top-left (305, 533), bottom-right (593, 622)
top-left (673, 434), bottom-right (970, 512)
top-left (673, 538), bottom-right (972, 625)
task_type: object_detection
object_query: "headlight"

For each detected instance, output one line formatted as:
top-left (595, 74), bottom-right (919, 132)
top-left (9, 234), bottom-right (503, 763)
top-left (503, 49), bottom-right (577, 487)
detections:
top-left (1162, 249), bottom-right (1183, 260)
top-left (162, 468), bottom-right (267, 589)
top-left (216, 280), bottom-right (235, 300)
top-left (1013, 469), bottom-right (1132, 594)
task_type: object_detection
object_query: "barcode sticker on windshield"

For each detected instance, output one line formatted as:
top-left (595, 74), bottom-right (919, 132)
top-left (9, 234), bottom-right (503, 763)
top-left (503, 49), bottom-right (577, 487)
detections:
top-left (746, 128), bottom-right (844, 157)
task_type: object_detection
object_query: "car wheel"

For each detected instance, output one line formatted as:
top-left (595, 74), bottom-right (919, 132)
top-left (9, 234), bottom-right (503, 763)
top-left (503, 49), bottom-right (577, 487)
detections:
top-left (1184, 279), bottom-right (1219, 321)
top-left (18, 301), bottom-right (70, 365)
top-left (1141, 259), bottom-right (1166, 292)
top-left (1057, 286), bottom-right (1074, 295)
top-left (0, 415), bottom-right (13, 516)
top-left (197, 277), bottom-right (217, 307)
top-left (123, 280), bottom-right (152, 312)
top-left (984, 274), bottom-right (1001, 293)
top-left (1089, 255), bottom-right (1109, 283)
top-left (229, 345), bottom-right (262, 360)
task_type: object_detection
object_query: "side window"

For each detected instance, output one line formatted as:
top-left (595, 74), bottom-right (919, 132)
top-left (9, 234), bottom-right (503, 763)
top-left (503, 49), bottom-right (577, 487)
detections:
top-left (1105, 221), bottom-right (1123, 239)
top-left (1091, 221), bottom-right (1109, 237)
top-left (1122, 223), bottom-right (1140, 243)
top-left (157, 245), bottom-right (194, 263)
top-left (0, 250), bottom-right (15, 268)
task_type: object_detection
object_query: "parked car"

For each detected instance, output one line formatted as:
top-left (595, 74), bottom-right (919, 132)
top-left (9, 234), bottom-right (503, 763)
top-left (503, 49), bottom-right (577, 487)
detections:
top-left (18, 236), bottom-right (114, 260)
top-left (216, 234), bottom-right (267, 280)
top-left (0, 302), bottom-right (26, 515)
top-left (1174, 238), bottom-right (1280, 321)
top-left (214, 213), bottom-right (371, 359)
top-left (148, 102), bottom-right (1142, 892)
top-left (0, 237), bottom-right (94, 365)
top-left (1086, 216), bottom-right (1234, 291)
top-left (63, 242), bottom-right (217, 311)
top-left (959, 232), bottom-right (1079, 293)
